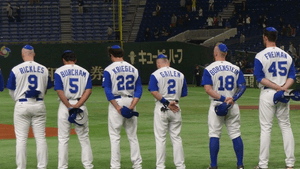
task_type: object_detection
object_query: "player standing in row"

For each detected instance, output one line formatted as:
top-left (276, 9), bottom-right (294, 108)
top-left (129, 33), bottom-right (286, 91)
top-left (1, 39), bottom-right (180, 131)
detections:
top-left (148, 54), bottom-right (188, 169)
top-left (102, 45), bottom-right (143, 169)
top-left (7, 45), bottom-right (52, 169)
top-left (54, 50), bottom-right (94, 169)
top-left (0, 67), bottom-right (4, 91)
top-left (202, 43), bottom-right (246, 169)
top-left (253, 27), bottom-right (295, 169)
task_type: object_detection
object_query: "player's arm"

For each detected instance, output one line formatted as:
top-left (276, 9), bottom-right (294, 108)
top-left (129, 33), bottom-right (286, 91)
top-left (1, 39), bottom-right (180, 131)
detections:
top-left (128, 74), bottom-right (143, 110)
top-left (54, 73), bottom-right (72, 109)
top-left (232, 70), bottom-right (247, 102)
top-left (254, 58), bottom-right (282, 90)
top-left (0, 69), bottom-right (4, 92)
top-left (181, 77), bottom-right (188, 97)
top-left (6, 71), bottom-right (16, 100)
top-left (102, 71), bottom-right (122, 114)
top-left (73, 75), bottom-right (93, 108)
top-left (281, 61), bottom-right (296, 91)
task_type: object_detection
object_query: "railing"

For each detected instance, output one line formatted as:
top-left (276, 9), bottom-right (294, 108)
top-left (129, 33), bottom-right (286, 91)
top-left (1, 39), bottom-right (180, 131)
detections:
top-left (201, 28), bottom-right (237, 47)
top-left (167, 29), bottom-right (230, 42)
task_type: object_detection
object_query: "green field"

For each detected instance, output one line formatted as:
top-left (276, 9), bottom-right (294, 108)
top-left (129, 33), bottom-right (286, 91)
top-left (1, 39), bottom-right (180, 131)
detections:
top-left (1, 86), bottom-right (300, 169)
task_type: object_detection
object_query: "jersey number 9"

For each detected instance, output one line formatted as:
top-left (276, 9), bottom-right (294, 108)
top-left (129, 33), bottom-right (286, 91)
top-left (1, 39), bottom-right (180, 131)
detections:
top-left (28, 75), bottom-right (38, 90)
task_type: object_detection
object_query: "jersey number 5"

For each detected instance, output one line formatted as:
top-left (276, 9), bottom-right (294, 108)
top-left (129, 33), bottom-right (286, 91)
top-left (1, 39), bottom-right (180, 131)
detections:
top-left (69, 78), bottom-right (79, 93)
top-left (218, 75), bottom-right (234, 91)
top-left (117, 75), bottom-right (135, 90)
top-left (268, 61), bottom-right (287, 77)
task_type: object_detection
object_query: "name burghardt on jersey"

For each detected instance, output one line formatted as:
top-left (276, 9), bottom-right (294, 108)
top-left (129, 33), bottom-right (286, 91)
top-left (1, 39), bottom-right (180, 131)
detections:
top-left (264, 51), bottom-right (287, 60)
top-left (19, 65), bottom-right (45, 74)
top-left (209, 65), bottom-right (239, 76)
top-left (60, 69), bottom-right (87, 78)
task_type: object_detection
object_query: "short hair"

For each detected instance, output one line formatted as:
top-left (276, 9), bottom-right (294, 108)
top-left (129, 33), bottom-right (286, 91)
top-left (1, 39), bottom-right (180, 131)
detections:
top-left (263, 28), bottom-right (278, 42)
top-left (62, 51), bottom-right (76, 61)
top-left (108, 47), bottom-right (124, 58)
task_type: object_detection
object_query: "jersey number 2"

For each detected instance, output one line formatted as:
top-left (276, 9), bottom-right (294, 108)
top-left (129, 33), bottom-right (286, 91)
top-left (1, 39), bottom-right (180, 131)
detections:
top-left (168, 79), bottom-right (176, 94)
top-left (117, 75), bottom-right (135, 90)
top-left (218, 75), bottom-right (234, 91)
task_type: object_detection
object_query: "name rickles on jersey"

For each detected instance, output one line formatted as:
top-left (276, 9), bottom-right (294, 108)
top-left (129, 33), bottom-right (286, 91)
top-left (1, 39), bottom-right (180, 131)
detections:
top-left (209, 65), bottom-right (239, 76)
top-left (112, 65), bottom-right (135, 74)
top-left (60, 68), bottom-right (87, 78)
top-left (19, 65), bottom-right (45, 74)
top-left (264, 51), bottom-right (288, 60)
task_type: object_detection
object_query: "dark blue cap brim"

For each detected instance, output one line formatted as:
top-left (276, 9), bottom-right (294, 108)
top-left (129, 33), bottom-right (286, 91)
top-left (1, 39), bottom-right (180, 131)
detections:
top-left (157, 54), bottom-right (167, 59)
top-left (266, 27), bottom-right (277, 32)
top-left (111, 45), bottom-right (121, 49)
top-left (23, 45), bottom-right (34, 50)
top-left (63, 50), bottom-right (73, 53)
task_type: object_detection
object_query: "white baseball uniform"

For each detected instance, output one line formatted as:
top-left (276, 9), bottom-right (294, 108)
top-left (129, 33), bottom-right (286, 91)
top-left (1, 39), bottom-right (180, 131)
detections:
top-left (254, 46), bottom-right (295, 168)
top-left (201, 61), bottom-right (245, 140)
top-left (7, 61), bottom-right (51, 169)
top-left (102, 61), bottom-right (143, 169)
top-left (54, 64), bottom-right (93, 169)
top-left (148, 66), bottom-right (188, 169)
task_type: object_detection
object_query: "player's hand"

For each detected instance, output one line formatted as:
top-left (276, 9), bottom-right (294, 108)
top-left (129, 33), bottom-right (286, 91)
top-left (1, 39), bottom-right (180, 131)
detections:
top-left (71, 104), bottom-right (79, 108)
top-left (168, 101), bottom-right (180, 113)
top-left (225, 97), bottom-right (234, 105)
top-left (116, 106), bottom-right (122, 115)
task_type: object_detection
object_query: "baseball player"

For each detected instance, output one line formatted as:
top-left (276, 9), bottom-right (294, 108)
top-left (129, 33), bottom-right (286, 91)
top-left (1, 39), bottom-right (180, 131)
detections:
top-left (54, 50), bottom-right (93, 169)
top-left (201, 43), bottom-right (246, 169)
top-left (253, 27), bottom-right (295, 169)
top-left (148, 54), bottom-right (188, 169)
top-left (0, 68), bottom-right (4, 91)
top-left (6, 45), bottom-right (51, 169)
top-left (102, 45), bottom-right (143, 169)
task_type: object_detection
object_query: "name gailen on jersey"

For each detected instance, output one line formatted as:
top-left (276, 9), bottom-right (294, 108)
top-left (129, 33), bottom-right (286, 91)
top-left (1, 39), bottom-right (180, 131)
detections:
top-left (112, 65), bottom-right (135, 74)
top-left (19, 66), bottom-right (44, 74)
top-left (160, 70), bottom-right (181, 78)
top-left (209, 65), bottom-right (238, 76)
top-left (60, 69), bottom-right (86, 78)
top-left (264, 51), bottom-right (287, 60)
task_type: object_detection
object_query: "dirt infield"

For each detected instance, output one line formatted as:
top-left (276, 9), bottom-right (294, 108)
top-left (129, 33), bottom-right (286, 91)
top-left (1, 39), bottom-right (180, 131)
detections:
top-left (240, 105), bottom-right (300, 110)
top-left (0, 124), bottom-right (76, 140)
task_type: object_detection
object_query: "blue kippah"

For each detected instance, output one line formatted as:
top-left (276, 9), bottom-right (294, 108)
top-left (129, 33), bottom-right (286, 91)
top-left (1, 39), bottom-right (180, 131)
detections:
top-left (218, 43), bottom-right (228, 52)
top-left (23, 45), bottom-right (34, 50)
top-left (111, 45), bottom-right (121, 49)
top-left (63, 50), bottom-right (73, 53)
top-left (266, 27), bottom-right (277, 32)
top-left (157, 54), bottom-right (167, 59)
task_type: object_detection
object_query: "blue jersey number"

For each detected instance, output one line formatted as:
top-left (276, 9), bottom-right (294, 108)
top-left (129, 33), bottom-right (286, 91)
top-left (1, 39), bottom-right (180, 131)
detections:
top-left (28, 75), bottom-right (37, 90)
top-left (268, 61), bottom-right (287, 77)
top-left (167, 79), bottom-right (176, 94)
top-left (218, 75), bottom-right (234, 91)
top-left (117, 75), bottom-right (135, 91)
top-left (69, 78), bottom-right (79, 93)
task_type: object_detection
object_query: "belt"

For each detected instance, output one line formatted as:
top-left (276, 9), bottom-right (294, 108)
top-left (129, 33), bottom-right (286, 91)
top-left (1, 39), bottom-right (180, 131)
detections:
top-left (114, 95), bottom-right (133, 99)
top-left (68, 98), bottom-right (81, 101)
top-left (19, 98), bottom-right (43, 102)
top-left (264, 87), bottom-right (270, 89)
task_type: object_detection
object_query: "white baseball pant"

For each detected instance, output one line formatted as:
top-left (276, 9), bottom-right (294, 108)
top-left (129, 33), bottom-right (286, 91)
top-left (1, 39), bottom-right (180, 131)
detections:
top-left (154, 102), bottom-right (185, 169)
top-left (258, 89), bottom-right (295, 168)
top-left (108, 96), bottom-right (142, 169)
top-left (208, 101), bottom-right (241, 139)
top-left (14, 99), bottom-right (48, 169)
top-left (57, 100), bottom-right (93, 169)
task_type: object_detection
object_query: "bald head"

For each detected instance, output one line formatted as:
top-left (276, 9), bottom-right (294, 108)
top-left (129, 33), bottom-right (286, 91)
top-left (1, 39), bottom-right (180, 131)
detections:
top-left (22, 48), bottom-right (35, 57)
top-left (156, 58), bottom-right (169, 69)
top-left (21, 45), bottom-right (35, 61)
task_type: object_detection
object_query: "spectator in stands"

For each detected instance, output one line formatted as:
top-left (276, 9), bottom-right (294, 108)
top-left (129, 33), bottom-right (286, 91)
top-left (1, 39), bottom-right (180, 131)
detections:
top-left (287, 24), bottom-right (292, 36)
top-left (144, 28), bottom-right (150, 41)
top-left (161, 27), bottom-right (168, 36)
top-left (171, 13), bottom-right (177, 27)
top-left (281, 25), bottom-right (287, 36)
top-left (241, 1), bottom-right (247, 14)
top-left (186, 0), bottom-right (192, 12)
top-left (225, 19), bottom-right (231, 28)
top-left (289, 42), bottom-right (297, 57)
top-left (237, 14), bottom-right (243, 26)
top-left (154, 27), bottom-right (160, 39)
top-left (280, 43), bottom-right (285, 51)
top-left (291, 26), bottom-right (296, 37)
top-left (15, 6), bottom-right (21, 22)
top-left (107, 26), bottom-right (113, 39)
top-left (279, 16), bottom-right (283, 28)
top-left (258, 15), bottom-right (263, 28)
top-left (213, 16), bottom-right (218, 28)
top-left (194, 65), bottom-right (201, 87)
top-left (192, 0), bottom-right (196, 11)
top-left (240, 33), bottom-right (245, 44)
top-left (184, 14), bottom-right (191, 26)
top-left (207, 16), bottom-right (213, 29)
top-left (246, 15), bottom-right (251, 25)
top-left (263, 15), bottom-right (268, 27)
top-left (178, 15), bottom-right (184, 26)
top-left (180, 0), bottom-right (185, 11)
top-left (78, 0), bottom-right (84, 14)
top-left (7, 2), bottom-right (13, 19)
top-left (198, 7), bottom-right (203, 17)
top-left (218, 16), bottom-right (223, 28)
top-left (154, 3), bottom-right (161, 17)
top-left (209, 0), bottom-right (214, 11)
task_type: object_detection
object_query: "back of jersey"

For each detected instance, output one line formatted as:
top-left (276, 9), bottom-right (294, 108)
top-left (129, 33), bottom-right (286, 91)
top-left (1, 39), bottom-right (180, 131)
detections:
top-left (202, 61), bottom-right (243, 99)
top-left (103, 61), bottom-right (139, 97)
top-left (254, 47), bottom-right (294, 87)
top-left (151, 66), bottom-right (186, 101)
top-left (54, 64), bottom-right (92, 99)
top-left (7, 61), bottom-right (50, 101)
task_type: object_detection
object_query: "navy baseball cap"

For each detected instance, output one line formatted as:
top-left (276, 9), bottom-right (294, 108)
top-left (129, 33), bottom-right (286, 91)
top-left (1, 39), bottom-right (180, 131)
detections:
top-left (23, 45), bottom-right (34, 50)
top-left (218, 43), bottom-right (228, 53)
top-left (63, 50), bottom-right (73, 53)
top-left (266, 27), bottom-right (277, 32)
top-left (111, 45), bottom-right (121, 49)
top-left (157, 54), bottom-right (167, 59)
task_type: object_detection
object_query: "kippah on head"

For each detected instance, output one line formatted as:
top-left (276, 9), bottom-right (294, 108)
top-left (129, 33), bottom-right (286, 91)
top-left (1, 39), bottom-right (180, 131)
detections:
top-left (63, 50), bottom-right (73, 54)
top-left (111, 45), bottom-right (121, 49)
top-left (218, 43), bottom-right (228, 53)
top-left (23, 45), bottom-right (34, 50)
top-left (266, 27), bottom-right (277, 32)
top-left (157, 54), bottom-right (167, 59)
